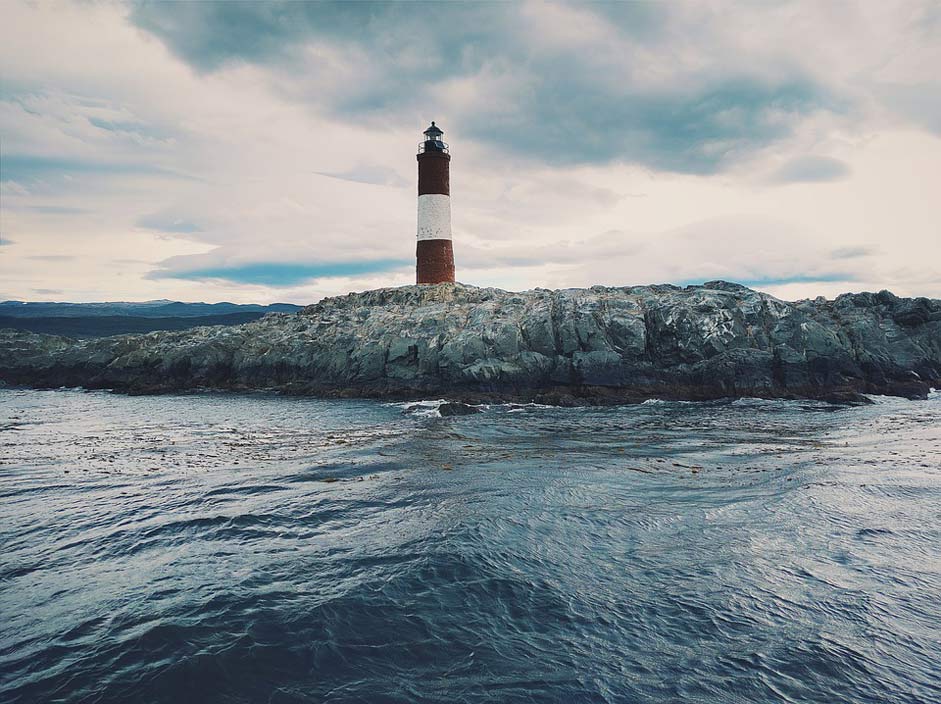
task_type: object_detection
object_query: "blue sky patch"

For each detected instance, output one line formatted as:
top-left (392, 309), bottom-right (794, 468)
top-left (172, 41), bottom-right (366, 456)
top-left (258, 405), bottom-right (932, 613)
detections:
top-left (679, 273), bottom-right (858, 289)
top-left (1, 154), bottom-right (179, 181)
top-left (160, 260), bottom-right (411, 286)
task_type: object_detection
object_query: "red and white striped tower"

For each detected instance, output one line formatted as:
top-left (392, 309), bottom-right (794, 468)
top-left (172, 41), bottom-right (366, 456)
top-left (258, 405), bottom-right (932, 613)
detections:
top-left (416, 121), bottom-right (455, 284)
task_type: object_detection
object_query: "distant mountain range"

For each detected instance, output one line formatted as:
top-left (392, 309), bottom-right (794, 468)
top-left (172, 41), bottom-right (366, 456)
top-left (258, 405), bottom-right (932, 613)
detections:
top-left (0, 300), bottom-right (302, 318)
top-left (0, 300), bottom-right (303, 338)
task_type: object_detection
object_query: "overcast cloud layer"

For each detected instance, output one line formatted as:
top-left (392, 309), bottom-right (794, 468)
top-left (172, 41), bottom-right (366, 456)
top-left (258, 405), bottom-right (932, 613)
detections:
top-left (2, 0), bottom-right (940, 303)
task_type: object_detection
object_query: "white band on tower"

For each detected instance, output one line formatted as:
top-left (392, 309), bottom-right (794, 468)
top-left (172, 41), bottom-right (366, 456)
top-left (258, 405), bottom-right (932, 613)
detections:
top-left (417, 194), bottom-right (452, 241)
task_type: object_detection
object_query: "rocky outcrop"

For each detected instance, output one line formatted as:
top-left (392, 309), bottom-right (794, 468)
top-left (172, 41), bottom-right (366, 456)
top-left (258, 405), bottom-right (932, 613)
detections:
top-left (1, 282), bottom-right (939, 404)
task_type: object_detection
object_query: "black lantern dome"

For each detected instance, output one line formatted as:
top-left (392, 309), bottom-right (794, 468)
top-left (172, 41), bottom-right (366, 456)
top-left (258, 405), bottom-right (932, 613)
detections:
top-left (419, 121), bottom-right (448, 153)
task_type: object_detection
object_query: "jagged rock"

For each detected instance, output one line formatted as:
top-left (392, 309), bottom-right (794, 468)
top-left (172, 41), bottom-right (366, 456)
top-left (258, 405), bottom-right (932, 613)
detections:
top-left (1, 282), bottom-right (939, 404)
top-left (437, 402), bottom-right (481, 416)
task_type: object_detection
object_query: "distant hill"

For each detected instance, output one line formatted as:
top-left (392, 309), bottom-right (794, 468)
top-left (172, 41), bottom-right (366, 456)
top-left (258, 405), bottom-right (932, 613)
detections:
top-left (0, 300), bottom-right (302, 338)
top-left (0, 313), bottom-right (281, 338)
top-left (0, 300), bottom-right (302, 319)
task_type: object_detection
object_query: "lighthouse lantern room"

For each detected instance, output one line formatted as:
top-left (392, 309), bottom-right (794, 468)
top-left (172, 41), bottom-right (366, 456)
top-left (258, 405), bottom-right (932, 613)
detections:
top-left (416, 121), bottom-right (455, 284)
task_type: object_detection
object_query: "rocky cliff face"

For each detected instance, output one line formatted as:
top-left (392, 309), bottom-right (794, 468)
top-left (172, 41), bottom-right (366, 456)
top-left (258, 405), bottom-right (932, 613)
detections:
top-left (1, 282), bottom-right (939, 403)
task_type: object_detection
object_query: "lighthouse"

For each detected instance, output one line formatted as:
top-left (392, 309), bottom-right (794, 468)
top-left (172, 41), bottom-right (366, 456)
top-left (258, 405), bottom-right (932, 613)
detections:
top-left (416, 121), bottom-right (455, 284)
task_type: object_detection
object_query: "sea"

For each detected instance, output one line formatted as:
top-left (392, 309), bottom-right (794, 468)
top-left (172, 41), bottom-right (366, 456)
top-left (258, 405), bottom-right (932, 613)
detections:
top-left (1, 388), bottom-right (939, 704)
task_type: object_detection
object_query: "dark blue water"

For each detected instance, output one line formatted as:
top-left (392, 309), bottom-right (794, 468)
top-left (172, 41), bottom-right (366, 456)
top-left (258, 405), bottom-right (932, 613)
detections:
top-left (1, 389), bottom-right (939, 703)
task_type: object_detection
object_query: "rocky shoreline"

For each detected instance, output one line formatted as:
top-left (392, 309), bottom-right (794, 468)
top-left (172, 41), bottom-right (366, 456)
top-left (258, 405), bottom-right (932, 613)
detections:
top-left (2, 282), bottom-right (939, 405)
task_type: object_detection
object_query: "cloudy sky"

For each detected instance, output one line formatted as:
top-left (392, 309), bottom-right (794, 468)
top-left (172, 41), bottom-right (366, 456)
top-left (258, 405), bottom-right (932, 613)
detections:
top-left (2, 1), bottom-right (939, 304)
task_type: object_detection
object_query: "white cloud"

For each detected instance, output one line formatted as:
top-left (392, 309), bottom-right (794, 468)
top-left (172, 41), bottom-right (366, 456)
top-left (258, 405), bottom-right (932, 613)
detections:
top-left (1, 0), bottom-right (939, 304)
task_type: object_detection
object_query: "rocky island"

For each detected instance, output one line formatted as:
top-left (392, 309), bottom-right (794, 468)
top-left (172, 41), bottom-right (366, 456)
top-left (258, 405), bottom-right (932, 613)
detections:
top-left (1, 281), bottom-right (939, 404)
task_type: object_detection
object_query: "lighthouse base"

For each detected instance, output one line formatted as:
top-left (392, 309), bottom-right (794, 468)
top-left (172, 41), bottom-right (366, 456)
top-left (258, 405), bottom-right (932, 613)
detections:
top-left (416, 239), bottom-right (455, 284)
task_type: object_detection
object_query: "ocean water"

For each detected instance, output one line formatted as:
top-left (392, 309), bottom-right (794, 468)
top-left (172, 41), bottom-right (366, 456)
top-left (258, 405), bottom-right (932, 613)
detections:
top-left (1, 389), bottom-right (939, 704)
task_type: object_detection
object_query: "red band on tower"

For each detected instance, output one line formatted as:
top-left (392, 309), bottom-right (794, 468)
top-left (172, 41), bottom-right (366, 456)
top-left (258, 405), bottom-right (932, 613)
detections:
top-left (416, 240), bottom-right (455, 284)
top-left (417, 151), bottom-right (450, 196)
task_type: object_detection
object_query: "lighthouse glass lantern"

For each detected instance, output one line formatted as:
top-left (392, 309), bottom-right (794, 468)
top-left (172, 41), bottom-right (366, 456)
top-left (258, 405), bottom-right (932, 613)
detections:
top-left (421, 121), bottom-right (448, 153)
top-left (415, 121), bottom-right (455, 283)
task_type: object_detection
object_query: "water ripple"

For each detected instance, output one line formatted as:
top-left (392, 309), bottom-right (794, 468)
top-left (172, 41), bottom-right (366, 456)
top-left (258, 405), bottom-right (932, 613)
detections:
top-left (1, 389), bottom-right (939, 703)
